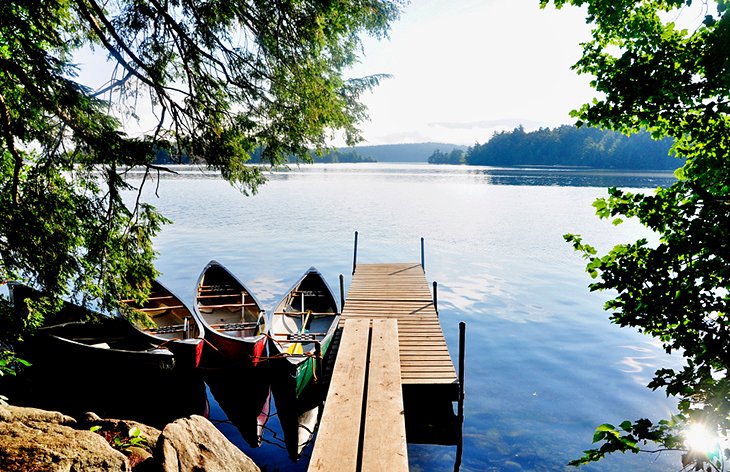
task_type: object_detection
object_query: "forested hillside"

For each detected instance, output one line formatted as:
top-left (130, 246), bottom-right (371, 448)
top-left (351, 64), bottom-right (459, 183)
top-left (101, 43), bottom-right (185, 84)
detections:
top-left (463, 125), bottom-right (679, 169)
top-left (341, 143), bottom-right (467, 162)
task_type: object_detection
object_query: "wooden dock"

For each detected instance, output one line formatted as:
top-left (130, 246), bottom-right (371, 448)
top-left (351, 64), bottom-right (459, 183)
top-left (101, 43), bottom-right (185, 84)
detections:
top-left (342, 263), bottom-right (458, 394)
top-left (309, 262), bottom-right (459, 471)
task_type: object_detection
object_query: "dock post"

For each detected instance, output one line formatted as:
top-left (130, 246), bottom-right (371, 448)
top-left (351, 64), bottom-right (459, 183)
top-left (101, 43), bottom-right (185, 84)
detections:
top-left (352, 231), bottom-right (359, 275)
top-left (433, 281), bottom-right (438, 315)
top-left (339, 274), bottom-right (345, 311)
top-left (455, 321), bottom-right (466, 472)
top-left (420, 237), bottom-right (425, 272)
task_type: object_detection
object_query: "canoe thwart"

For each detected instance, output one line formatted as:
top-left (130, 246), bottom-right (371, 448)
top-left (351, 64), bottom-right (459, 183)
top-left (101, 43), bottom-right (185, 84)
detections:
top-left (275, 311), bottom-right (337, 316)
top-left (196, 293), bottom-right (245, 299)
top-left (134, 305), bottom-right (186, 312)
top-left (197, 303), bottom-right (258, 309)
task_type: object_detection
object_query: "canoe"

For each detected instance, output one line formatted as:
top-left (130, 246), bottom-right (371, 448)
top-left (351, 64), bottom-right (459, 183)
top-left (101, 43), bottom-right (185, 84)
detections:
top-left (194, 260), bottom-right (266, 367)
top-left (119, 279), bottom-right (204, 369)
top-left (30, 319), bottom-right (177, 373)
top-left (9, 282), bottom-right (186, 371)
top-left (268, 267), bottom-right (339, 398)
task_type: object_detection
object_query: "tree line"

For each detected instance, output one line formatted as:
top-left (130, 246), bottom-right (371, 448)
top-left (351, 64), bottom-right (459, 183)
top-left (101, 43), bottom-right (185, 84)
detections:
top-left (241, 148), bottom-right (376, 164)
top-left (428, 125), bottom-right (680, 169)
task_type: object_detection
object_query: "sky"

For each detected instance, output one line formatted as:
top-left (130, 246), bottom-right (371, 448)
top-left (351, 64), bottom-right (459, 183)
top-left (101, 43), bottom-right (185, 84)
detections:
top-left (76, 0), bottom-right (597, 147)
top-left (343, 0), bottom-right (596, 146)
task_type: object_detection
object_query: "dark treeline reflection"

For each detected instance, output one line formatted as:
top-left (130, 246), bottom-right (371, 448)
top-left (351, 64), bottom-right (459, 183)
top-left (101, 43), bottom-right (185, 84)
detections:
top-left (465, 167), bottom-right (677, 188)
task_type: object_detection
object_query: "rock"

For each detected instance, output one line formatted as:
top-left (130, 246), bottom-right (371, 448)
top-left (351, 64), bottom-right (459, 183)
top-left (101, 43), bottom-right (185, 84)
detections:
top-left (0, 404), bottom-right (76, 425)
top-left (157, 415), bottom-right (260, 472)
top-left (0, 411), bottom-right (130, 471)
top-left (0, 406), bottom-right (260, 472)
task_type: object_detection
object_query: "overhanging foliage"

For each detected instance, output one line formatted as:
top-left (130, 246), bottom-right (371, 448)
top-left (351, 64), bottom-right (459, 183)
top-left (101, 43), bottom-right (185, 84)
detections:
top-left (542, 0), bottom-right (730, 469)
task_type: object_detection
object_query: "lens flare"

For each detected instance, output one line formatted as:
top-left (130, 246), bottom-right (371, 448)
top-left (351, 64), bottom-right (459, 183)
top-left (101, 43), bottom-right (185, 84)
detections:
top-left (684, 423), bottom-right (719, 455)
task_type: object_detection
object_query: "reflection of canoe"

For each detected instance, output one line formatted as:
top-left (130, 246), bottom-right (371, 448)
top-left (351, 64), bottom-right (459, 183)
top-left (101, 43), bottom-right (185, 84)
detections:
top-left (119, 279), bottom-right (204, 369)
top-left (194, 260), bottom-right (266, 367)
top-left (268, 267), bottom-right (339, 398)
top-left (204, 366), bottom-right (271, 448)
top-left (271, 377), bottom-right (322, 461)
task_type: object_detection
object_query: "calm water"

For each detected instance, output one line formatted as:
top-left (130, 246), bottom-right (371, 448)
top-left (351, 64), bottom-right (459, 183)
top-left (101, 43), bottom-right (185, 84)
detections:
top-left (138, 163), bottom-right (680, 471)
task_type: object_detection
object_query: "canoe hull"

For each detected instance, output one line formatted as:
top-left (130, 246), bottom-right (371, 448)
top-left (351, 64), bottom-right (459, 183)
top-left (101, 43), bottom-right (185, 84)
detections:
top-left (194, 260), bottom-right (266, 368)
top-left (268, 267), bottom-right (340, 398)
top-left (119, 279), bottom-right (205, 370)
top-left (30, 319), bottom-right (177, 374)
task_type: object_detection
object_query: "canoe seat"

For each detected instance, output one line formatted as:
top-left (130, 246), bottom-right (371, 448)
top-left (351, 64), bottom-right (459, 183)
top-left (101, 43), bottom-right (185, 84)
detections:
top-left (292, 290), bottom-right (326, 297)
top-left (286, 332), bottom-right (327, 342)
top-left (150, 324), bottom-right (186, 334)
top-left (211, 322), bottom-right (258, 331)
top-left (198, 284), bottom-right (238, 292)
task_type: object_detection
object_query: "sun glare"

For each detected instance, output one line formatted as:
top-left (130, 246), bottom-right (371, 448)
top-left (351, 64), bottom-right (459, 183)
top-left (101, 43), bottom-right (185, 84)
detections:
top-left (684, 423), bottom-right (719, 455)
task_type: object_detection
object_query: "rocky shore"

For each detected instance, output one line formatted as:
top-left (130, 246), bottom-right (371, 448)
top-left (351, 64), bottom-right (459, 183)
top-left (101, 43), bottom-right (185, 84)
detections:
top-left (0, 404), bottom-right (260, 471)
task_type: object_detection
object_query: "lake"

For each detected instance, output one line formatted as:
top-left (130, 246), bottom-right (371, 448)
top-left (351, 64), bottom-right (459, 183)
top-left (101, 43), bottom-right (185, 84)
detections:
top-left (122, 163), bottom-right (681, 471)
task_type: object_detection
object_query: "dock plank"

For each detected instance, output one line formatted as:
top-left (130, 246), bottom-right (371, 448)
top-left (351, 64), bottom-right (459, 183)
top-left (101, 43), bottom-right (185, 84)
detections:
top-left (309, 319), bottom-right (370, 472)
top-left (361, 319), bottom-right (408, 471)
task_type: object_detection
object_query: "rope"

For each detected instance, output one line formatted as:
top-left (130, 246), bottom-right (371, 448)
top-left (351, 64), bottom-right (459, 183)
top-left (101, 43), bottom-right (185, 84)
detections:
top-left (201, 336), bottom-right (223, 354)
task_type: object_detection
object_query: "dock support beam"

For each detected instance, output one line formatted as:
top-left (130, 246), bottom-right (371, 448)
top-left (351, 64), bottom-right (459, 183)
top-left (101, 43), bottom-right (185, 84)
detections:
top-left (433, 281), bottom-right (438, 315)
top-left (455, 321), bottom-right (466, 472)
top-left (339, 274), bottom-right (345, 311)
top-left (420, 237), bottom-right (425, 272)
top-left (352, 231), bottom-right (359, 275)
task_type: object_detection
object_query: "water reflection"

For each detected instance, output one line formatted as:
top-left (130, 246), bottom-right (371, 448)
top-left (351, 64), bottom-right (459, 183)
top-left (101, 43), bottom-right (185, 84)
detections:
top-left (0, 348), bottom-right (209, 429)
top-left (203, 365), bottom-right (271, 448)
top-left (126, 163), bottom-right (678, 190)
top-left (618, 344), bottom-right (667, 386)
top-left (119, 164), bottom-right (684, 470)
top-left (270, 377), bottom-right (322, 461)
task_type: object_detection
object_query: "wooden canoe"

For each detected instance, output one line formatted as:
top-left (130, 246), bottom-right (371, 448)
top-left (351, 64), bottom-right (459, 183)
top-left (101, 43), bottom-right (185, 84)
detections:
top-left (10, 282), bottom-right (195, 371)
top-left (119, 279), bottom-right (204, 369)
top-left (194, 260), bottom-right (266, 367)
top-left (31, 319), bottom-right (177, 373)
top-left (268, 267), bottom-right (339, 398)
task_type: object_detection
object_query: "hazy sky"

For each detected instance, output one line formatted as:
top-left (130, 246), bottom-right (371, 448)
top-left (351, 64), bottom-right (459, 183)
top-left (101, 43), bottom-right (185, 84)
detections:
top-left (345, 0), bottom-right (596, 146)
top-left (77, 1), bottom-right (596, 147)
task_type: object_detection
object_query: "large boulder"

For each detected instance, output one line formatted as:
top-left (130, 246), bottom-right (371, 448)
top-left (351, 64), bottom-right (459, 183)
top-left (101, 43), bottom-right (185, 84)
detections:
top-left (0, 405), bottom-right (130, 471)
top-left (156, 415), bottom-right (260, 472)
